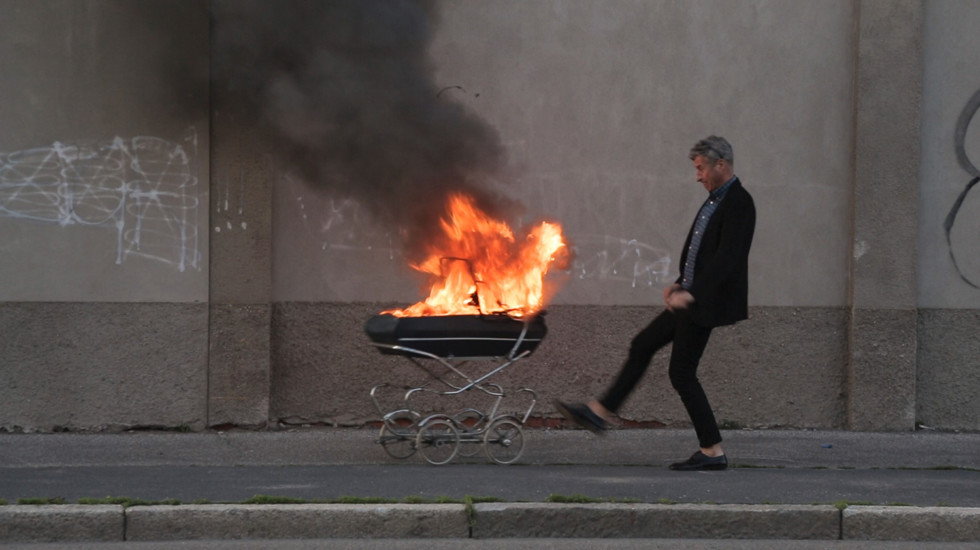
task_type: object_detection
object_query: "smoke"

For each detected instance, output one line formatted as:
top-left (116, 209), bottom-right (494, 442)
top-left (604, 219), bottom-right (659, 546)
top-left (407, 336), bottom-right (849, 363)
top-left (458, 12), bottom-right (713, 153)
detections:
top-left (211, 0), bottom-right (515, 259)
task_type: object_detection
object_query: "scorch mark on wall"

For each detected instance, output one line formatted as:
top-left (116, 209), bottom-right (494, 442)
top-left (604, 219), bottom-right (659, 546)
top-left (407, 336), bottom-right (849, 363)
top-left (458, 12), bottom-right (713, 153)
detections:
top-left (0, 130), bottom-right (201, 271)
top-left (945, 87), bottom-right (980, 288)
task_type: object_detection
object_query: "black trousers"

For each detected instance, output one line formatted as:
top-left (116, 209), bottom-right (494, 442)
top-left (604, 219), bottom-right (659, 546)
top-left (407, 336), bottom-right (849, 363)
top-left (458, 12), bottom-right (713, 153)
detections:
top-left (598, 309), bottom-right (722, 448)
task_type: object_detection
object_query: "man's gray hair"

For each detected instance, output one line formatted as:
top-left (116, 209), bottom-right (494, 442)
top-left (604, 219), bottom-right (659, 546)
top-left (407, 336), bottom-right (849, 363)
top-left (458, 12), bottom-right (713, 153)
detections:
top-left (689, 135), bottom-right (734, 166)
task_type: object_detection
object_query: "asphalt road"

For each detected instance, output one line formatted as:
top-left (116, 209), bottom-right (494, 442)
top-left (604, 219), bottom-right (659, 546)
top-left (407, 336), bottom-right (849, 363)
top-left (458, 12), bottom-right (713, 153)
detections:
top-left (2, 463), bottom-right (979, 507)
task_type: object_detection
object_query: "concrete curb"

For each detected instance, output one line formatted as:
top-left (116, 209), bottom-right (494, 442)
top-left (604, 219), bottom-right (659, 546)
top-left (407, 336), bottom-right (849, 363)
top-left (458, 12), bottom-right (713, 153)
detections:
top-left (471, 503), bottom-right (840, 539)
top-left (1, 503), bottom-right (979, 542)
top-left (125, 503), bottom-right (468, 541)
top-left (843, 505), bottom-right (980, 542)
top-left (0, 505), bottom-right (124, 543)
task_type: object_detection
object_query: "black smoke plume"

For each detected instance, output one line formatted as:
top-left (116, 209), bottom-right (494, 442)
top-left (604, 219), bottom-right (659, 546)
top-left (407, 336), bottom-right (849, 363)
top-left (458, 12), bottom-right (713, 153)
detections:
top-left (211, 0), bottom-right (515, 259)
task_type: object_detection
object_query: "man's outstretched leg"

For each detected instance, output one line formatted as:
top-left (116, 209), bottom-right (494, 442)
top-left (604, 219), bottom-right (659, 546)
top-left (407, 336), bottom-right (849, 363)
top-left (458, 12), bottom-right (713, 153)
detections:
top-left (556, 311), bottom-right (676, 432)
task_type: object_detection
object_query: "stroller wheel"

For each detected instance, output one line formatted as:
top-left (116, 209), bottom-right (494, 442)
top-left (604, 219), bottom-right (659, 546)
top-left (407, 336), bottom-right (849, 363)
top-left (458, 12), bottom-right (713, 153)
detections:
top-left (484, 416), bottom-right (525, 465)
top-left (416, 415), bottom-right (460, 465)
top-left (379, 410), bottom-right (419, 459)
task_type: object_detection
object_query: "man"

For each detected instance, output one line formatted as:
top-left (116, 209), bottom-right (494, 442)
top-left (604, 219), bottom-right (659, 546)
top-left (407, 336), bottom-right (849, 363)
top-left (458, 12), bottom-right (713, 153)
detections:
top-left (556, 135), bottom-right (755, 471)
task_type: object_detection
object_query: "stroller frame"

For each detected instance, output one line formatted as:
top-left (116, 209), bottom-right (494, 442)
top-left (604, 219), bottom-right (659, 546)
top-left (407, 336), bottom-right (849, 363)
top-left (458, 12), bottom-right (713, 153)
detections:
top-left (369, 321), bottom-right (539, 465)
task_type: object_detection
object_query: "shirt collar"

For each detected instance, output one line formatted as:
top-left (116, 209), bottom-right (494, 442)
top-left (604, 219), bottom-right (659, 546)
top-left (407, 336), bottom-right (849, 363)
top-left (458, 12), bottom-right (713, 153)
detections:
top-left (710, 176), bottom-right (737, 201)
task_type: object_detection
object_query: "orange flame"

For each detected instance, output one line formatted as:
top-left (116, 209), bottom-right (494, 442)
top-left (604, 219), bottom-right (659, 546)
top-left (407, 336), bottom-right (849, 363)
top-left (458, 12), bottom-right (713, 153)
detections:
top-left (385, 193), bottom-right (567, 317)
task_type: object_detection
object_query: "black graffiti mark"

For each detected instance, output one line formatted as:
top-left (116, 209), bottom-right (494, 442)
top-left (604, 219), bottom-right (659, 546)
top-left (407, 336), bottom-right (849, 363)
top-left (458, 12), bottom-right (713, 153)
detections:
top-left (954, 88), bottom-right (980, 178)
top-left (945, 88), bottom-right (980, 289)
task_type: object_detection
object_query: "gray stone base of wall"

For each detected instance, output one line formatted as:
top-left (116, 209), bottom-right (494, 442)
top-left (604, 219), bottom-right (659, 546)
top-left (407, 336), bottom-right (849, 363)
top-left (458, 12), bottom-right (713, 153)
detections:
top-left (917, 309), bottom-right (980, 431)
top-left (1, 302), bottom-right (977, 432)
top-left (272, 303), bottom-right (850, 430)
top-left (0, 302), bottom-right (207, 432)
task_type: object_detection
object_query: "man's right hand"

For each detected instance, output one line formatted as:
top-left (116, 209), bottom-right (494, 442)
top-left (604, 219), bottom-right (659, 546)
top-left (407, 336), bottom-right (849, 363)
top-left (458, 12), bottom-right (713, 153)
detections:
top-left (668, 289), bottom-right (695, 311)
top-left (664, 284), bottom-right (683, 310)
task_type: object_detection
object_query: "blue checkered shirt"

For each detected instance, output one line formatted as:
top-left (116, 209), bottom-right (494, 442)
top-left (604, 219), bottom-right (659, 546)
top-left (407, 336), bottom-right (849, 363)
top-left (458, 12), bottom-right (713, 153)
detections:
top-left (680, 176), bottom-right (737, 290)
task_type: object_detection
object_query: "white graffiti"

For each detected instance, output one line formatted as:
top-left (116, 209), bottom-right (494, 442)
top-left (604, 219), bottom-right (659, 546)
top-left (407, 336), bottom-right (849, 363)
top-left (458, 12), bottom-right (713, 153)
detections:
top-left (0, 131), bottom-right (201, 271)
top-left (285, 177), bottom-right (673, 289)
top-left (304, 202), bottom-right (670, 288)
top-left (214, 175), bottom-right (247, 233)
top-left (568, 234), bottom-right (672, 287)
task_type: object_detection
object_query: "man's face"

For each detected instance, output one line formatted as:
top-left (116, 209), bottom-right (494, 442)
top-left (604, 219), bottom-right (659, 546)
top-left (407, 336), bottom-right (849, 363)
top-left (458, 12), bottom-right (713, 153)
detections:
top-left (693, 155), bottom-right (728, 192)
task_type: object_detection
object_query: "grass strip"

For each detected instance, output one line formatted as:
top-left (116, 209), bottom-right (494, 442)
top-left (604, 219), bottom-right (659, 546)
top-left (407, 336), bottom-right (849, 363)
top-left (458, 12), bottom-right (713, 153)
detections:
top-left (546, 493), bottom-right (641, 504)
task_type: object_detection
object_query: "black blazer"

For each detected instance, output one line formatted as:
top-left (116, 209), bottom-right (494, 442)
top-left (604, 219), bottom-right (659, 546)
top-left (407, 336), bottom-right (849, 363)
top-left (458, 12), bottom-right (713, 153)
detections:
top-left (675, 178), bottom-right (756, 328)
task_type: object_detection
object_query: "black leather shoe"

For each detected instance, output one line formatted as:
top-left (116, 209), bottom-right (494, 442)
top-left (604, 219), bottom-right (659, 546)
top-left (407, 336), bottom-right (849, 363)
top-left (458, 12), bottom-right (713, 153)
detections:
top-left (554, 401), bottom-right (608, 434)
top-left (669, 451), bottom-right (728, 471)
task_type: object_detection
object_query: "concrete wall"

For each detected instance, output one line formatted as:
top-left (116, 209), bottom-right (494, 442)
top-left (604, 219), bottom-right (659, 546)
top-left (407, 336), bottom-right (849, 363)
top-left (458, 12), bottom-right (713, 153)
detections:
top-left (1, 0), bottom-right (977, 433)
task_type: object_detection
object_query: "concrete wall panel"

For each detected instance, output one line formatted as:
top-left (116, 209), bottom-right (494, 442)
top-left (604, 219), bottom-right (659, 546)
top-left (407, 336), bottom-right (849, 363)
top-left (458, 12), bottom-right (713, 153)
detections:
top-left (0, 0), bottom-right (209, 303)
top-left (844, 0), bottom-right (923, 431)
top-left (914, 1), bottom-right (980, 432)
top-left (206, 15), bottom-right (274, 428)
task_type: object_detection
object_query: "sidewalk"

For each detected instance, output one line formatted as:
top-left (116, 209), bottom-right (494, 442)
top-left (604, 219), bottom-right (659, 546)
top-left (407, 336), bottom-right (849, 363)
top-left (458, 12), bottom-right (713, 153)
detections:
top-left (0, 428), bottom-right (979, 543)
